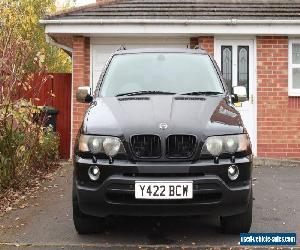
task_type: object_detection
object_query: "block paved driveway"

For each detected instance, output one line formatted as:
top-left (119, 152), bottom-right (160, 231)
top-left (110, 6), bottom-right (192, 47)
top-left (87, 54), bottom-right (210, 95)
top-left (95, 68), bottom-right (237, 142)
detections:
top-left (0, 163), bottom-right (299, 249)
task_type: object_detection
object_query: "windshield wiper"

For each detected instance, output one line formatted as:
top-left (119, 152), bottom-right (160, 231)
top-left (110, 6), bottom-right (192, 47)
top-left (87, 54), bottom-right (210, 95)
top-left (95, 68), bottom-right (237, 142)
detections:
top-left (116, 91), bottom-right (176, 97)
top-left (180, 91), bottom-right (223, 96)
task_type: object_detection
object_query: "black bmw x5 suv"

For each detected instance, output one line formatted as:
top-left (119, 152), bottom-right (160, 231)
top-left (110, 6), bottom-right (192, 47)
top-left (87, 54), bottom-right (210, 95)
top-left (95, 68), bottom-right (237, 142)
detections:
top-left (73, 48), bottom-right (253, 234)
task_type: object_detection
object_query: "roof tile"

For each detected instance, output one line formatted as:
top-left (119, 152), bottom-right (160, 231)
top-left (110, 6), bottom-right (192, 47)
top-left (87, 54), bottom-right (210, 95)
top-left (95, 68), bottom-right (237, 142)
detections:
top-left (45, 0), bottom-right (300, 20)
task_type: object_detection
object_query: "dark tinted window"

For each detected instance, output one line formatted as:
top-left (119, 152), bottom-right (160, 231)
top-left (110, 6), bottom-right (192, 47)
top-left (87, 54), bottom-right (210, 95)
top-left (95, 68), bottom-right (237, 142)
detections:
top-left (238, 46), bottom-right (249, 97)
top-left (221, 46), bottom-right (232, 90)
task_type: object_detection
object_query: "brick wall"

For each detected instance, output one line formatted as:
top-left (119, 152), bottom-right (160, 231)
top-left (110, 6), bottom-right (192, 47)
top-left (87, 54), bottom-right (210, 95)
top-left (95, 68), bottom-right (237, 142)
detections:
top-left (257, 36), bottom-right (300, 159)
top-left (69, 35), bottom-right (300, 160)
top-left (190, 36), bottom-right (214, 56)
top-left (72, 36), bottom-right (90, 148)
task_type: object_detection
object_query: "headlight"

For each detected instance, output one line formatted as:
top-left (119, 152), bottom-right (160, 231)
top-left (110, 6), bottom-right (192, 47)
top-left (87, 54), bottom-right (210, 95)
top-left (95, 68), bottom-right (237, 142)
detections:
top-left (78, 135), bottom-right (125, 156)
top-left (88, 137), bottom-right (103, 154)
top-left (224, 136), bottom-right (238, 153)
top-left (205, 137), bottom-right (223, 156)
top-left (103, 137), bottom-right (121, 157)
top-left (202, 134), bottom-right (250, 156)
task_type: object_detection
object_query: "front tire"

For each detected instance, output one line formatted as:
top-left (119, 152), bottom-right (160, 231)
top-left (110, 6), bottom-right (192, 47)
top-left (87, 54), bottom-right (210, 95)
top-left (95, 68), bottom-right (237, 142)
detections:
top-left (220, 192), bottom-right (253, 234)
top-left (73, 191), bottom-right (106, 234)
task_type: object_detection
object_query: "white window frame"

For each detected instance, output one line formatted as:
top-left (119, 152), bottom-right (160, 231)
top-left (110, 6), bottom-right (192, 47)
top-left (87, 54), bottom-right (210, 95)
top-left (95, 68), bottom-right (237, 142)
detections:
top-left (288, 39), bottom-right (300, 96)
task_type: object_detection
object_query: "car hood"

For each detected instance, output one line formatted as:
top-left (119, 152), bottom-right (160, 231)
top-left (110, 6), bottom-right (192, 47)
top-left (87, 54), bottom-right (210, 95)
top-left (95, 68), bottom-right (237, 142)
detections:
top-left (82, 95), bottom-right (245, 140)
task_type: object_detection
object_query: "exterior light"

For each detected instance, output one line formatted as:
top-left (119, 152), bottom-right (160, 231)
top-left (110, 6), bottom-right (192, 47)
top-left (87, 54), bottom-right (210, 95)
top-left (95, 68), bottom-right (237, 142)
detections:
top-left (228, 165), bottom-right (239, 180)
top-left (88, 165), bottom-right (100, 181)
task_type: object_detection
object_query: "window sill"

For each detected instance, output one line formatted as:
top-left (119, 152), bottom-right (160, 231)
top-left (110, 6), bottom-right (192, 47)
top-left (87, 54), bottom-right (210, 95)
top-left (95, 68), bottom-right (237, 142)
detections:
top-left (288, 91), bottom-right (300, 97)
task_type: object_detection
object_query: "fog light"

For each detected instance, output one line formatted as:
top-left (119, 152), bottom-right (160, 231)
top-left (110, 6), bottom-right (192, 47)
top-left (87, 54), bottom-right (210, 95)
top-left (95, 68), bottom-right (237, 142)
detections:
top-left (88, 166), bottom-right (100, 181)
top-left (228, 165), bottom-right (239, 180)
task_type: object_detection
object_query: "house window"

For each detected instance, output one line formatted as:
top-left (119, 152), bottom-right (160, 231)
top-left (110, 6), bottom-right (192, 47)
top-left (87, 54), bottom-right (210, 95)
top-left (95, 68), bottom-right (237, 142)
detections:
top-left (289, 40), bottom-right (300, 96)
top-left (238, 46), bottom-right (249, 98)
top-left (221, 46), bottom-right (232, 91)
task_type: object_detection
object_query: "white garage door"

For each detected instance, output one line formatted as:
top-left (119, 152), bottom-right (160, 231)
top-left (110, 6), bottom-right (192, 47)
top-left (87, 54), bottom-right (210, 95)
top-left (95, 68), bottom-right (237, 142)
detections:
top-left (91, 37), bottom-right (189, 91)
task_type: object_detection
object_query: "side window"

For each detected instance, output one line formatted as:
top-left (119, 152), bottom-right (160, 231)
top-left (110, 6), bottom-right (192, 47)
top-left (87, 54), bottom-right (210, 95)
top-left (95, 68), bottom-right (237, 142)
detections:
top-left (289, 40), bottom-right (300, 96)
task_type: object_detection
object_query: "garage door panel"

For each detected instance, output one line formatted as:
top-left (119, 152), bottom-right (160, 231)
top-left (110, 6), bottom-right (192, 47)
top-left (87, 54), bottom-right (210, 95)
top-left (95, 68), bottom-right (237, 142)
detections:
top-left (91, 42), bottom-right (188, 90)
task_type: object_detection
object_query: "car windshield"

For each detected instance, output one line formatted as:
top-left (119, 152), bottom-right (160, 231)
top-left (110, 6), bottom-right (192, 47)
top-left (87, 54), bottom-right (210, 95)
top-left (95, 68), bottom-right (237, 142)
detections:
top-left (99, 53), bottom-right (224, 97)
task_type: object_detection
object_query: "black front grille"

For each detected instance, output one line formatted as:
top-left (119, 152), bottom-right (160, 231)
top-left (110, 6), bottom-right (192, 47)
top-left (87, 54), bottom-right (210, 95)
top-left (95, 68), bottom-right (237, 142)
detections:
top-left (166, 135), bottom-right (197, 158)
top-left (105, 181), bottom-right (222, 204)
top-left (131, 135), bottom-right (161, 158)
top-left (106, 192), bottom-right (221, 205)
top-left (123, 172), bottom-right (204, 178)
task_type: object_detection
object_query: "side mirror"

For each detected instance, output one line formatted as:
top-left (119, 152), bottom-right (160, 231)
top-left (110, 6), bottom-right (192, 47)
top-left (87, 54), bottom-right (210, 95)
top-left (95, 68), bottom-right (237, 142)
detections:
top-left (232, 86), bottom-right (247, 103)
top-left (76, 86), bottom-right (93, 103)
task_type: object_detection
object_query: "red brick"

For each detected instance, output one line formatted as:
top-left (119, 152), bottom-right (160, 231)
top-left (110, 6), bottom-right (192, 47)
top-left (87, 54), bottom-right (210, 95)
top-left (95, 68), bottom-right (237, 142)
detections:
top-left (190, 36), bottom-right (214, 56)
top-left (72, 36), bottom-right (90, 149)
top-left (257, 35), bottom-right (300, 160)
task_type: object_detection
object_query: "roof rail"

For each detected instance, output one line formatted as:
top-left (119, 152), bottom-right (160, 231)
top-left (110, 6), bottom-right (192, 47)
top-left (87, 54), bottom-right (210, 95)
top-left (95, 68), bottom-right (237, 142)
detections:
top-left (193, 45), bottom-right (202, 50)
top-left (117, 45), bottom-right (126, 51)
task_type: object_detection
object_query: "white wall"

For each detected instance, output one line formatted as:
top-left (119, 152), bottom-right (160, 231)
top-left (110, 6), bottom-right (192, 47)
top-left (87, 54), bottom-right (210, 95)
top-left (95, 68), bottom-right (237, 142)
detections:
top-left (90, 37), bottom-right (190, 91)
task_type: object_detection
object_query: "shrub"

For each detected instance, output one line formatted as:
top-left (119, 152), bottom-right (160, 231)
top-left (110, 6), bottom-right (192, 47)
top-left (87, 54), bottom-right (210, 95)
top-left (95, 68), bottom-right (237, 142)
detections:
top-left (0, 5), bottom-right (60, 193)
top-left (0, 100), bottom-right (60, 192)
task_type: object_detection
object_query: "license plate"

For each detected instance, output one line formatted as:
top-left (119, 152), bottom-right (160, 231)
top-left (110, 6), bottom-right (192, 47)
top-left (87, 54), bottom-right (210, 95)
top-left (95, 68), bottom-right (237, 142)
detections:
top-left (135, 181), bottom-right (193, 199)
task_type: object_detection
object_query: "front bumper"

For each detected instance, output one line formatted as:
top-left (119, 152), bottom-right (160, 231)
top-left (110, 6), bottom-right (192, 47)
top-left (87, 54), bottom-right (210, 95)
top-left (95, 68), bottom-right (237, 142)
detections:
top-left (74, 156), bottom-right (252, 217)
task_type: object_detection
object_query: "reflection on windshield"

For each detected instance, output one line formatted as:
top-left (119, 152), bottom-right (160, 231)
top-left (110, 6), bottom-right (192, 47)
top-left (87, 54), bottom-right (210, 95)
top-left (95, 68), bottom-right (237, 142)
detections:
top-left (99, 53), bottom-right (224, 97)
